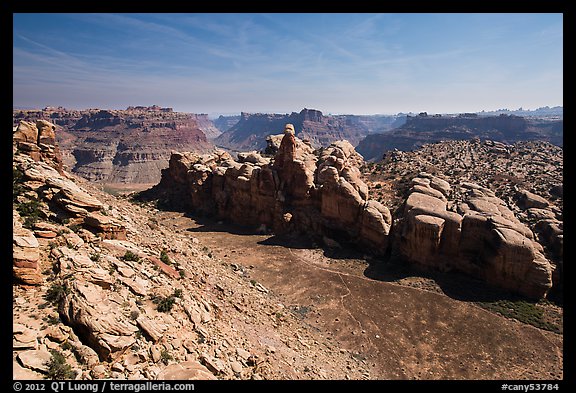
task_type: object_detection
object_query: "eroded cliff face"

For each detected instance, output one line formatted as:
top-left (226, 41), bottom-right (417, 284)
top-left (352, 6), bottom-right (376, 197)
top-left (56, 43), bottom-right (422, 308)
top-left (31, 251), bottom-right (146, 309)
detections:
top-left (356, 114), bottom-right (563, 161)
top-left (13, 107), bottom-right (216, 186)
top-left (148, 125), bottom-right (559, 299)
top-left (214, 109), bottom-right (403, 152)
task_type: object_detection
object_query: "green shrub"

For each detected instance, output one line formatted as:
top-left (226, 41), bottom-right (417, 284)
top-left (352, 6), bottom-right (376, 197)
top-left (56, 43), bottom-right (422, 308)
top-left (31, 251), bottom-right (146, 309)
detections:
top-left (160, 349), bottom-right (173, 365)
top-left (17, 199), bottom-right (43, 228)
top-left (45, 284), bottom-right (69, 304)
top-left (156, 296), bottom-right (176, 313)
top-left (477, 299), bottom-right (561, 333)
top-left (160, 250), bottom-right (171, 265)
top-left (173, 288), bottom-right (183, 298)
top-left (121, 251), bottom-right (140, 262)
top-left (45, 350), bottom-right (76, 380)
top-left (13, 167), bottom-right (25, 202)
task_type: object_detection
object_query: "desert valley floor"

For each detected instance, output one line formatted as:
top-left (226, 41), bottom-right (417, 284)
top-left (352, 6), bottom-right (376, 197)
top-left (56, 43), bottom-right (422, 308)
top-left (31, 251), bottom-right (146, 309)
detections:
top-left (153, 210), bottom-right (563, 380)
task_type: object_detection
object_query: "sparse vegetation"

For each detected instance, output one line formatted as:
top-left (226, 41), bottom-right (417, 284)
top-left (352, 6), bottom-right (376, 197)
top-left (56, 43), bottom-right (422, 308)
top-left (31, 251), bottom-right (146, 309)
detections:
top-left (160, 349), bottom-right (173, 365)
top-left (45, 350), bottom-right (76, 380)
top-left (160, 249), bottom-right (171, 265)
top-left (45, 283), bottom-right (69, 304)
top-left (477, 299), bottom-right (561, 333)
top-left (156, 296), bottom-right (176, 313)
top-left (90, 252), bottom-right (101, 262)
top-left (13, 167), bottom-right (25, 202)
top-left (130, 310), bottom-right (140, 320)
top-left (153, 288), bottom-right (182, 313)
top-left (61, 340), bottom-right (73, 351)
top-left (17, 199), bottom-right (44, 229)
top-left (121, 250), bottom-right (140, 262)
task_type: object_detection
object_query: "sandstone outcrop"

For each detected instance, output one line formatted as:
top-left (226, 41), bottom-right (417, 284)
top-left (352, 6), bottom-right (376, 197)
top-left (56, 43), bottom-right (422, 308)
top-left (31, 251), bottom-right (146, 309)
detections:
top-left (13, 121), bottom-right (371, 381)
top-left (362, 138), bottom-right (562, 298)
top-left (13, 119), bottom-right (64, 173)
top-left (397, 174), bottom-right (553, 298)
top-left (149, 124), bottom-right (391, 253)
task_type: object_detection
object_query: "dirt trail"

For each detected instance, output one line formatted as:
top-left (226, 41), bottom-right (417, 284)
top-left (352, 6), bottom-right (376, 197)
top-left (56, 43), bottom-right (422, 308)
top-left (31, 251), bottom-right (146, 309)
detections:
top-left (157, 211), bottom-right (563, 380)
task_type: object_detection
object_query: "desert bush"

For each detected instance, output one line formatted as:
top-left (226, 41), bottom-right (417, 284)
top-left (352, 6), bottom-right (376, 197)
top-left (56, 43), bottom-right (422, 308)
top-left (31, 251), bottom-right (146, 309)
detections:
top-left (121, 251), bottom-right (140, 262)
top-left (45, 350), bottom-right (76, 380)
top-left (160, 250), bottom-right (171, 265)
top-left (45, 283), bottom-right (69, 304)
top-left (156, 296), bottom-right (176, 313)
top-left (160, 349), bottom-right (173, 365)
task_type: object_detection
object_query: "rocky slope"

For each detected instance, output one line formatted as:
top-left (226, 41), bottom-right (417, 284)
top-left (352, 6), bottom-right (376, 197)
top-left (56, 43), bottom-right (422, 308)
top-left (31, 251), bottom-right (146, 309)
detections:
top-left (12, 119), bottom-right (369, 380)
top-left (363, 138), bottom-right (563, 297)
top-left (147, 125), bottom-right (561, 300)
top-left (356, 114), bottom-right (563, 161)
top-left (13, 107), bottom-right (217, 187)
top-left (214, 109), bottom-right (403, 152)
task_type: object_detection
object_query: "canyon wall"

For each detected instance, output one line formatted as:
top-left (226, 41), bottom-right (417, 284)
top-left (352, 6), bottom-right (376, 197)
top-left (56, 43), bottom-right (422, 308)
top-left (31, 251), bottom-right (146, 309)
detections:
top-left (13, 107), bottom-right (216, 185)
top-left (356, 114), bottom-right (563, 161)
top-left (214, 108), bottom-right (404, 151)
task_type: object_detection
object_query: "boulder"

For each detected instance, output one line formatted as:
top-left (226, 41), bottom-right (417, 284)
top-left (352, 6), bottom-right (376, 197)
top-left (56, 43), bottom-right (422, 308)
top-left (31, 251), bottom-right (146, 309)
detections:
top-left (359, 200), bottom-right (392, 250)
top-left (13, 121), bottom-right (39, 144)
top-left (399, 177), bottom-right (553, 299)
top-left (13, 228), bottom-right (42, 285)
top-left (237, 151), bottom-right (270, 166)
top-left (84, 212), bottom-right (127, 240)
top-left (59, 280), bottom-right (138, 360)
top-left (36, 120), bottom-right (57, 146)
top-left (517, 189), bottom-right (549, 209)
top-left (401, 214), bottom-right (445, 266)
top-left (17, 349), bottom-right (52, 373)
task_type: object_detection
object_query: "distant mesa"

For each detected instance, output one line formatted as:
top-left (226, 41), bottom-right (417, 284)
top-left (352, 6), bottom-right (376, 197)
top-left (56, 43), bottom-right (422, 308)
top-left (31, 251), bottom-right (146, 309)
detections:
top-left (214, 108), bottom-right (405, 152)
top-left (126, 105), bottom-right (173, 112)
top-left (356, 112), bottom-right (563, 161)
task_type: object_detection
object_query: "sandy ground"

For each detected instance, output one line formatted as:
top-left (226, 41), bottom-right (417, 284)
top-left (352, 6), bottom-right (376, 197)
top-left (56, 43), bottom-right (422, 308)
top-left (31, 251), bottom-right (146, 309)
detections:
top-left (155, 212), bottom-right (563, 380)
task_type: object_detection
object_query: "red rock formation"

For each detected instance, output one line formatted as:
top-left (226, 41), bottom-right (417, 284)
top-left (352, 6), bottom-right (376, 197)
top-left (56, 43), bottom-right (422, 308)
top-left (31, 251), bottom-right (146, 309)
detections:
top-left (13, 120), bottom-right (64, 174)
top-left (398, 174), bottom-right (553, 299)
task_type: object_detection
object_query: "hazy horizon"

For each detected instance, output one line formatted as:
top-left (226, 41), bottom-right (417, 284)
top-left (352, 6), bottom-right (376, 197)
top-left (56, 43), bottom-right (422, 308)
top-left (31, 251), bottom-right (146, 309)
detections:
top-left (12, 104), bottom-right (564, 119)
top-left (13, 13), bottom-right (562, 115)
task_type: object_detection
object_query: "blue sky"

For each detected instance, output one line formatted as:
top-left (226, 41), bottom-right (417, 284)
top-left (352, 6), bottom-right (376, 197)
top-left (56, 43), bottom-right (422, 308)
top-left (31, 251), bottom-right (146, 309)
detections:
top-left (13, 13), bottom-right (562, 116)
